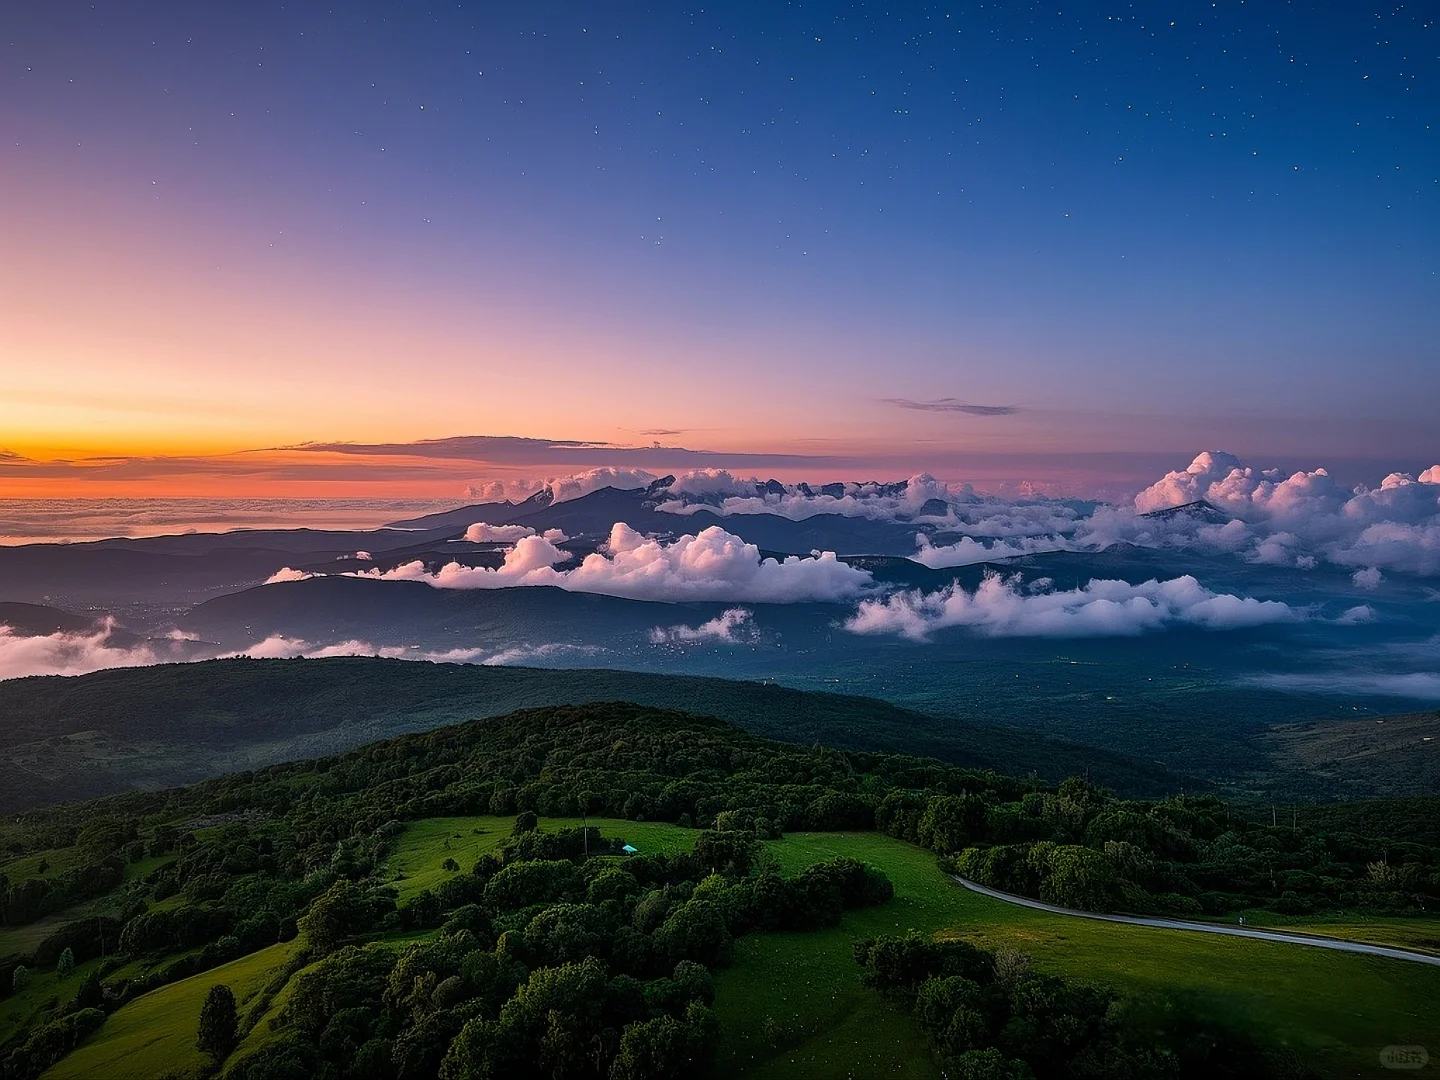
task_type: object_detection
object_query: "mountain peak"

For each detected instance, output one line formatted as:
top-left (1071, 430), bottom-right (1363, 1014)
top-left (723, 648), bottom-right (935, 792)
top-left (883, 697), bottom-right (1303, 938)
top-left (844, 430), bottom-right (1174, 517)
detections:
top-left (1139, 499), bottom-right (1230, 523)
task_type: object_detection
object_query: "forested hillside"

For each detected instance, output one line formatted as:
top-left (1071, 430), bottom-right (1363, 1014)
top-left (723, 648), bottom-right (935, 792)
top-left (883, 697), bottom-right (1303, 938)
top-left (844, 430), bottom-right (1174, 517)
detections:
top-left (0, 658), bottom-right (1177, 814)
top-left (2, 702), bottom-right (1437, 1078)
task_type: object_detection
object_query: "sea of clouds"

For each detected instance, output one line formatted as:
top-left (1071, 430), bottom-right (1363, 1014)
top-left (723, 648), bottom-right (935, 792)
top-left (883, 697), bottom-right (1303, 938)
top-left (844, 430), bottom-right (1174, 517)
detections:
top-left (439, 453), bottom-right (1440, 580)
top-left (646, 453), bottom-right (1440, 578)
top-left (5, 451), bottom-right (1438, 684)
top-left (0, 624), bottom-right (610, 681)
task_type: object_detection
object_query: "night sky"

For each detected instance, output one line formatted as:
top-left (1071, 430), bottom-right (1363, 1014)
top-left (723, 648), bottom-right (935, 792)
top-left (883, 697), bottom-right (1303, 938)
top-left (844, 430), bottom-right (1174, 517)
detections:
top-left (2, 1), bottom-right (1436, 495)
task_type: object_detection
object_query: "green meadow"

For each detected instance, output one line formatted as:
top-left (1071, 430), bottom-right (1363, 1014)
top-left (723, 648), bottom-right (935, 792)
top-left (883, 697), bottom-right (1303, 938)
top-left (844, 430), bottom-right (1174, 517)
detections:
top-left (46, 942), bottom-right (300, 1080)
top-left (1240, 913), bottom-right (1440, 956)
top-left (384, 815), bottom-right (697, 901)
top-left (714, 831), bottom-right (1440, 1080)
top-left (39, 818), bottom-right (1440, 1080)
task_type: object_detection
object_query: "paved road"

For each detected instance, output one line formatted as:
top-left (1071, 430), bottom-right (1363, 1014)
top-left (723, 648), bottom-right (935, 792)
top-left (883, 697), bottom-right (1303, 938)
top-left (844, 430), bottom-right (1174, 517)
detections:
top-left (951, 874), bottom-right (1440, 967)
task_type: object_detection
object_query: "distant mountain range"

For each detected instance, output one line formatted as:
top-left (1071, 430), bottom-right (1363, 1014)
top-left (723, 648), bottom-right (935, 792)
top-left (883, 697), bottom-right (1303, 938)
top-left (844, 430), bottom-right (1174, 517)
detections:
top-left (0, 481), bottom-right (936, 608)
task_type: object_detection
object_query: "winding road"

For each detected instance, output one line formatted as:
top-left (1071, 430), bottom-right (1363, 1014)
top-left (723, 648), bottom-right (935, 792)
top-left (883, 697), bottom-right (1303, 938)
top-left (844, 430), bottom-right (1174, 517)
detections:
top-left (951, 875), bottom-right (1440, 967)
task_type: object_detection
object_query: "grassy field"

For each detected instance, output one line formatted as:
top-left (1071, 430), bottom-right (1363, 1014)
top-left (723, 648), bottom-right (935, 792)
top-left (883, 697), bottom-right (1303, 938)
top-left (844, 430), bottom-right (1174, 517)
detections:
top-left (381, 818), bottom-right (1440, 1078)
top-left (45, 941), bottom-right (300, 1080)
top-left (0, 848), bottom-right (89, 884)
top-left (0, 912), bottom-right (88, 961)
top-left (33, 819), bottom-right (1440, 1080)
top-left (384, 814), bottom-right (698, 901)
top-left (1240, 913), bottom-right (1440, 956)
top-left (713, 831), bottom-right (1440, 1080)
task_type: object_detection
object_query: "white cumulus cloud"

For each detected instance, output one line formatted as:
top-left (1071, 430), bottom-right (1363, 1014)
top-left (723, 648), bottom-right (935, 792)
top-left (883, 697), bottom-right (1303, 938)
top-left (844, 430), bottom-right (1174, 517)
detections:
top-left (462, 469), bottom-right (653, 506)
top-left (546, 468), bottom-right (656, 503)
top-left (1085, 452), bottom-right (1440, 576)
top-left (844, 572), bottom-right (1301, 641)
top-left (0, 621), bottom-right (161, 680)
top-left (912, 534), bottom-right (1070, 568)
top-left (223, 637), bottom-right (498, 664)
top-left (460, 522), bottom-right (569, 544)
top-left (265, 567), bottom-right (316, 584)
top-left (1351, 567), bottom-right (1384, 590)
top-left (480, 643), bottom-right (600, 666)
top-left (654, 474), bottom-right (964, 523)
top-left (649, 608), bottom-right (755, 644)
top-left (463, 522), bottom-right (545, 543)
top-left (352, 523), bottom-right (873, 603)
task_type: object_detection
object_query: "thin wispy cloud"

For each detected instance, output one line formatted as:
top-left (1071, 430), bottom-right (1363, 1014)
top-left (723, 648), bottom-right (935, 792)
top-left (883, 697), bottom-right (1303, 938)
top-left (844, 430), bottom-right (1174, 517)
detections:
top-left (883, 398), bottom-right (1021, 417)
top-left (286, 435), bottom-right (823, 468)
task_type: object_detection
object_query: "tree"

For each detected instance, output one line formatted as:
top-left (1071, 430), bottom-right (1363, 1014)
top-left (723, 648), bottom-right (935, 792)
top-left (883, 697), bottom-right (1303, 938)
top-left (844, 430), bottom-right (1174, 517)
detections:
top-left (692, 830), bottom-right (759, 877)
top-left (919, 795), bottom-right (988, 854)
top-left (441, 857), bottom-right (460, 872)
top-left (523, 903), bottom-right (612, 967)
top-left (483, 859), bottom-right (579, 910)
top-left (297, 879), bottom-right (369, 957)
top-left (655, 898), bottom-right (732, 967)
top-left (1030, 845), bottom-right (1121, 912)
top-left (197, 983), bottom-right (238, 1059)
top-left (513, 810), bottom-right (539, 835)
top-left (587, 867), bottom-right (640, 905)
top-left (943, 1048), bottom-right (1034, 1080)
top-left (73, 970), bottom-right (105, 1011)
top-left (77, 818), bottom-right (134, 858)
top-left (608, 1015), bottom-right (691, 1080)
top-left (56, 947), bottom-right (75, 979)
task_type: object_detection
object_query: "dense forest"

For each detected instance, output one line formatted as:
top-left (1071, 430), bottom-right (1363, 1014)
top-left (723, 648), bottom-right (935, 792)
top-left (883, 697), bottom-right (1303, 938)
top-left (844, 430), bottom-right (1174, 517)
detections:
top-left (1, 702), bottom-right (1435, 1078)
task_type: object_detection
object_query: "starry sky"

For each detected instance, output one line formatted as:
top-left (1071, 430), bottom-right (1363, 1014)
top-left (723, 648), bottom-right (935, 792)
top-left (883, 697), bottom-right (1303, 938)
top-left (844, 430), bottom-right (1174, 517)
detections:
top-left (1, 1), bottom-right (1436, 497)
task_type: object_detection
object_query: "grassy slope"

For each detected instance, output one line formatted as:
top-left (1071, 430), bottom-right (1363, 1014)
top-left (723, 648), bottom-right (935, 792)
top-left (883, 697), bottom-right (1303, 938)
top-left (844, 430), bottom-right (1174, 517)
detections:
top-left (43, 817), bottom-right (702, 1075)
top-left (0, 849), bottom-right (89, 883)
top-left (356, 818), bottom-right (1440, 1079)
top-left (1237, 914), bottom-right (1440, 956)
top-left (714, 832), bottom-right (1440, 1080)
top-left (44, 941), bottom-right (299, 1080)
top-left (42, 820), bottom-right (1440, 1080)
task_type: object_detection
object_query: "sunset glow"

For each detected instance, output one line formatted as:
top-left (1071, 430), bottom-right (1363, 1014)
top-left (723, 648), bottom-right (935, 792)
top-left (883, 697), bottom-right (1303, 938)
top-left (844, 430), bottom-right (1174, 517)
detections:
top-left (2, 2), bottom-right (1435, 504)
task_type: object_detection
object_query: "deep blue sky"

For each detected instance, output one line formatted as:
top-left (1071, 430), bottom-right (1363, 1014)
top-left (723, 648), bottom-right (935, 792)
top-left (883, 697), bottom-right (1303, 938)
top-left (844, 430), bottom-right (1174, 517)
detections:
top-left (2, 1), bottom-right (1437, 492)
